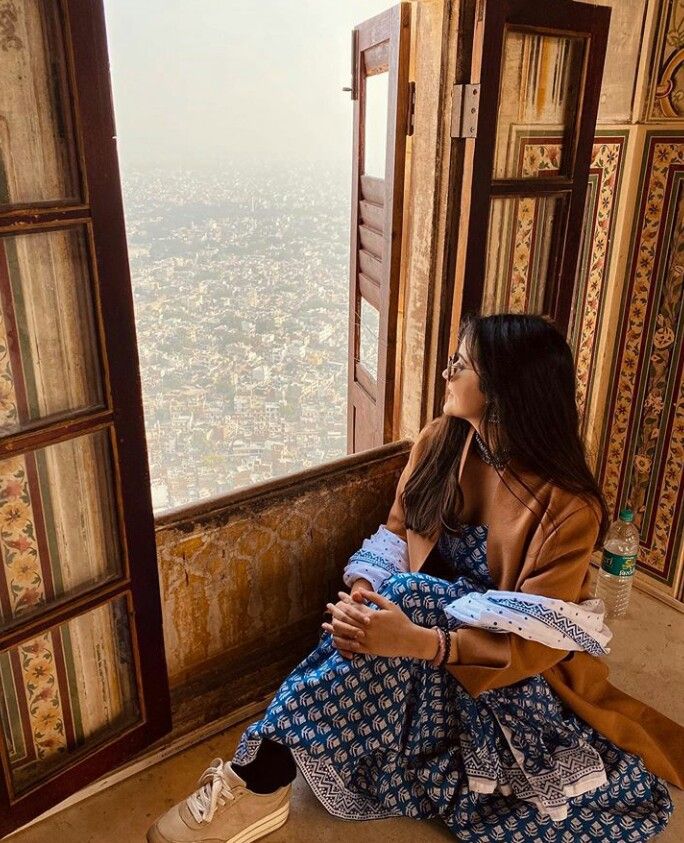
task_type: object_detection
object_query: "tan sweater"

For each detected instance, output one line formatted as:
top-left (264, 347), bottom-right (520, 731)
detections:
top-left (384, 419), bottom-right (684, 789)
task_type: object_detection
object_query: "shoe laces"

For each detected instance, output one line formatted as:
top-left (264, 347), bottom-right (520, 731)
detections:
top-left (186, 758), bottom-right (237, 824)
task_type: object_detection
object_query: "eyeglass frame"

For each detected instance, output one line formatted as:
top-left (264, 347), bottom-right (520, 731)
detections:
top-left (444, 351), bottom-right (470, 380)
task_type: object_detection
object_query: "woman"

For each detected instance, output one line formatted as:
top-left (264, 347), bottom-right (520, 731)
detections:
top-left (147, 312), bottom-right (679, 843)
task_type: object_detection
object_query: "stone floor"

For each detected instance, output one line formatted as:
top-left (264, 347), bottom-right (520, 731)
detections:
top-left (9, 585), bottom-right (684, 842)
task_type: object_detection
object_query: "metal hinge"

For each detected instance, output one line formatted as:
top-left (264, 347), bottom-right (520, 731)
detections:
top-left (406, 81), bottom-right (416, 136)
top-left (343, 29), bottom-right (359, 100)
top-left (450, 83), bottom-right (480, 138)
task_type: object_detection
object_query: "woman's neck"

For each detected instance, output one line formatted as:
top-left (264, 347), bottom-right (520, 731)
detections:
top-left (457, 438), bottom-right (500, 525)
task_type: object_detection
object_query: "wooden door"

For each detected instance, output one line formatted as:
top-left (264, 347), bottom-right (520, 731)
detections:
top-left (347, 3), bottom-right (413, 452)
top-left (0, 1), bottom-right (171, 834)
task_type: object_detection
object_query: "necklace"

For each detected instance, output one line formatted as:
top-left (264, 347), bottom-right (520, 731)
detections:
top-left (473, 430), bottom-right (510, 469)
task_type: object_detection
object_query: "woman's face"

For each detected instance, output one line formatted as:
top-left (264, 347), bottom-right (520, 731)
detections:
top-left (441, 337), bottom-right (487, 425)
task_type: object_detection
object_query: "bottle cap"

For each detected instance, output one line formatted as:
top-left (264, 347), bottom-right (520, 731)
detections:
top-left (619, 508), bottom-right (634, 522)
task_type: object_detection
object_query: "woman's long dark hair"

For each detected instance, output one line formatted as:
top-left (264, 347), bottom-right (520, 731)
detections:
top-left (402, 312), bottom-right (609, 549)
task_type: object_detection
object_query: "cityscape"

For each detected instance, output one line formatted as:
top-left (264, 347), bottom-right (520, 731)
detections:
top-left (121, 163), bottom-right (367, 512)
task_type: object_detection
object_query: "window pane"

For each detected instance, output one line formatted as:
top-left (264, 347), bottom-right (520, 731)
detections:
top-left (0, 430), bottom-right (122, 630)
top-left (0, 594), bottom-right (139, 794)
top-left (104, 1), bottom-right (392, 509)
top-left (0, 227), bottom-right (103, 435)
top-left (483, 195), bottom-right (565, 313)
top-left (494, 30), bottom-right (585, 180)
top-left (0, 0), bottom-right (80, 207)
top-left (359, 296), bottom-right (379, 378)
top-left (363, 72), bottom-right (389, 178)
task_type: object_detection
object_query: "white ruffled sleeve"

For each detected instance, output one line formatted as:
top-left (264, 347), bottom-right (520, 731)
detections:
top-left (342, 524), bottom-right (410, 591)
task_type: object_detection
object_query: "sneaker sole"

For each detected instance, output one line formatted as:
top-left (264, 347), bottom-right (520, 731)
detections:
top-left (146, 799), bottom-right (290, 843)
top-left (226, 800), bottom-right (290, 843)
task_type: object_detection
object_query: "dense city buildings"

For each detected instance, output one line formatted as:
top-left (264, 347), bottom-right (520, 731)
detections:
top-left (121, 163), bottom-right (359, 511)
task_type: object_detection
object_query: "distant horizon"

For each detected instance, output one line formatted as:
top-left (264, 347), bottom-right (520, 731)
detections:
top-left (117, 157), bottom-right (353, 172)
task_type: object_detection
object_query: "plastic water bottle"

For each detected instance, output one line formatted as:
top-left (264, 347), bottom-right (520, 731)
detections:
top-left (594, 508), bottom-right (639, 619)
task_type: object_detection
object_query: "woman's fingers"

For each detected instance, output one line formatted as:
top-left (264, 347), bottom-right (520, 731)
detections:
top-left (321, 623), bottom-right (357, 658)
top-left (340, 604), bottom-right (371, 626)
top-left (322, 619), bottom-right (365, 640)
top-left (321, 615), bottom-right (365, 658)
top-left (326, 601), bottom-right (368, 630)
top-left (332, 634), bottom-right (364, 655)
top-left (353, 588), bottom-right (394, 610)
top-left (321, 591), bottom-right (373, 662)
top-left (334, 593), bottom-right (373, 626)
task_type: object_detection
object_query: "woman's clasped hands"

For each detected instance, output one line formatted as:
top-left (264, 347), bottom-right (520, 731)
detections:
top-left (322, 587), bottom-right (419, 660)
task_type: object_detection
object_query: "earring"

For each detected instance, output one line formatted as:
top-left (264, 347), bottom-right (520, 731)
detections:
top-left (489, 406), bottom-right (500, 424)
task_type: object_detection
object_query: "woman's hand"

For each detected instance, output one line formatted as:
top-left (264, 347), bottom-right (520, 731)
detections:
top-left (323, 588), bottom-right (427, 660)
top-left (322, 589), bottom-right (374, 659)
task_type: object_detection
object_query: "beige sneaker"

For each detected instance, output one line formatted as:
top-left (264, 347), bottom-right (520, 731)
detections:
top-left (146, 757), bottom-right (291, 843)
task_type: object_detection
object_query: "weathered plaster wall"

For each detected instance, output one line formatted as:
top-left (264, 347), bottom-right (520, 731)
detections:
top-left (155, 446), bottom-right (409, 684)
top-left (594, 0), bottom-right (648, 123)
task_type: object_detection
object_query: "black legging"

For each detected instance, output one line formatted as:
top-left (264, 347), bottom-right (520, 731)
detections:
top-left (231, 737), bottom-right (297, 793)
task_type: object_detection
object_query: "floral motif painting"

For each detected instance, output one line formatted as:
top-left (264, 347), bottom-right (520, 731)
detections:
top-left (599, 132), bottom-right (684, 592)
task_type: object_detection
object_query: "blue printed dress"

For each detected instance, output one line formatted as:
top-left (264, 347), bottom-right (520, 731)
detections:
top-left (232, 524), bottom-right (674, 841)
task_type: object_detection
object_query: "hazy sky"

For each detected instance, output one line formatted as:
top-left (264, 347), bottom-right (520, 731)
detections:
top-left (103, 0), bottom-right (391, 170)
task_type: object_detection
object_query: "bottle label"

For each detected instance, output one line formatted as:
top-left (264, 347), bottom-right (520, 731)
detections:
top-left (600, 550), bottom-right (637, 577)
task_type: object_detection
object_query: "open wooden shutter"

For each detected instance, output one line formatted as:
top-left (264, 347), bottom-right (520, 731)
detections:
top-left (440, 0), bottom-right (611, 413)
top-left (0, 1), bottom-right (170, 833)
top-left (347, 3), bottom-right (412, 453)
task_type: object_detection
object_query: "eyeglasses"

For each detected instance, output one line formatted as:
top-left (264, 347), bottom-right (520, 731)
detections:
top-left (444, 352), bottom-right (469, 380)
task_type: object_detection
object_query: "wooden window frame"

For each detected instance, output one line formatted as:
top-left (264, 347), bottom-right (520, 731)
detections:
top-left (0, 1), bottom-right (170, 832)
top-left (347, 3), bottom-right (413, 453)
top-left (437, 0), bottom-right (611, 418)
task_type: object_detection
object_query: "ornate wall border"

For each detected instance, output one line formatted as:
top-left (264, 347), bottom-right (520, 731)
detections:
top-left (598, 131), bottom-right (684, 591)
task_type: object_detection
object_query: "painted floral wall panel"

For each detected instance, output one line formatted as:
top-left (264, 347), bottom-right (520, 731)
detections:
top-left (598, 131), bottom-right (684, 596)
top-left (645, 0), bottom-right (684, 121)
top-left (0, 233), bottom-right (136, 792)
top-left (569, 132), bottom-right (630, 434)
top-left (0, 597), bottom-right (139, 793)
top-left (481, 126), bottom-right (684, 597)
top-left (483, 130), bottom-right (628, 394)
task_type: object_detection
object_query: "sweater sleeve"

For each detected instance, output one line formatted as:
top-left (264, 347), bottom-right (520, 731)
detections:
top-left (445, 503), bottom-right (601, 698)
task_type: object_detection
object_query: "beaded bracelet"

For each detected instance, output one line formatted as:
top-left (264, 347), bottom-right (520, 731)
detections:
top-left (429, 626), bottom-right (446, 667)
top-left (439, 624), bottom-right (452, 667)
